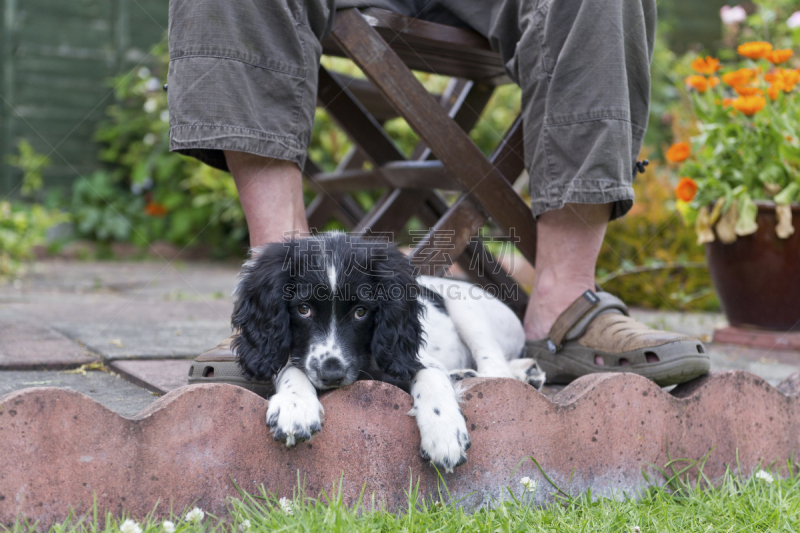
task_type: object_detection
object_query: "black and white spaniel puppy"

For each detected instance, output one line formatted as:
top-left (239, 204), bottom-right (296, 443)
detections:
top-left (231, 233), bottom-right (544, 472)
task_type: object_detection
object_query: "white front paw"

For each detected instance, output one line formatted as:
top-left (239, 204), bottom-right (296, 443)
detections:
top-left (412, 404), bottom-right (470, 473)
top-left (266, 391), bottom-right (324, 447)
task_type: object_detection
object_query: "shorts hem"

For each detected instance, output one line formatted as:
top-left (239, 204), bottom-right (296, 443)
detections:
top-left (530, 183), bottom-right (634, 220)
top-left (169, 124), bottom-right (307, 172)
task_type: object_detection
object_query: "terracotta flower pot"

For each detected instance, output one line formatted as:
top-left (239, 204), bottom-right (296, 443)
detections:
top-left (705, 202), bottom-right (800, 331)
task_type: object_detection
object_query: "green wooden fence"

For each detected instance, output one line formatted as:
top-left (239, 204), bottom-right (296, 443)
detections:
top-left (0, 0), bottom-right (167, 196)
top-left (0, 0), bottom-right (725, 198)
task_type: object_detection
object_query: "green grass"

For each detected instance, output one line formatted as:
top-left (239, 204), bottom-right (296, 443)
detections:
top-left (5, 468), bottom-right (800, 533)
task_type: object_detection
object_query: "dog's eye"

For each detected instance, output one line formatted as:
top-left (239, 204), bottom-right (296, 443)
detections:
top-left (298, 304), bottom-right (312, 318)
top-left (353, 306), bottom-right (367, 320)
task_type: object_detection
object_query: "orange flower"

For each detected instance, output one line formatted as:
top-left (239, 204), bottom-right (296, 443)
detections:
top-left (722, 97), bottom-right (736, 107)
top-left (692, 56), bottom-right (722, 75)
top-left (768, 85), bottom-right (780, 100)
top-left (144, 202), bottom-right (168, 217)
top-left (766, 68), bottom-right (799, 91)
top-left (722, 68), bottom-right (756, 87)
top-left (685, 75), bottom-right (709, 93)
top-left (666, 142), bottom-right (691, 163)
top-left (737, 41), bottom-right (773, 60)
top-left (766, 49), bottom-right (793, 65)
top-left (734, 86), bottom-right (763, 96)
top-left (675, 177), bottom-right (698, 202)
top-left (731, 95), bottom-right (766, 116)
top-left (708, 76), bottom-right (720, 89)
top-left (781, 69), bottom-right (798, 90)
top-left (783, 69), bottom-right (799, 88)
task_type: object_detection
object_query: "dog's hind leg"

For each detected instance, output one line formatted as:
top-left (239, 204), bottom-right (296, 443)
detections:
top-left (509, 358), bottom-right (547, 390)
top-left (459, 335), bottom-right (520, 380)
top-left (408, 358), bottom-right (470, 473)
top-left (266, 365), bottom-right (324, 447)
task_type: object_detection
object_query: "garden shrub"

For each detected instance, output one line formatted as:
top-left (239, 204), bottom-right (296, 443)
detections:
top-left (2, 141), bottom-right (70, 279)
top-left (597, 162), bottom-right (718, 312)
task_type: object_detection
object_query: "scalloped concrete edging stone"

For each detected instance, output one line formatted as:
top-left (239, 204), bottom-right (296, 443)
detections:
top-left (1, 370), bottom-right (799, 523)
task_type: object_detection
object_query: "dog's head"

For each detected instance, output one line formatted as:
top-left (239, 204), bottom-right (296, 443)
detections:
top-left (231, 234), bottom-right (424, 389)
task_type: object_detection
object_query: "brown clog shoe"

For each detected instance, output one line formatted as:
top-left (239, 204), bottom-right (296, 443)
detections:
top-left (525, 290), bottom-right (710, 387)
top-left (188, 336), bottom-right (274, 397)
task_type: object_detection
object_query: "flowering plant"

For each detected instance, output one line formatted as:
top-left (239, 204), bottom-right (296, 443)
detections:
top-left (669, 38), bottom-right (799, 244)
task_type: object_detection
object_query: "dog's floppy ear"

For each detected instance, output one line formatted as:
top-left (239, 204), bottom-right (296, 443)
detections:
top-left (231, 241), bottom-right (295, 380)
top-left (369, 244), bottom-right (424, 382)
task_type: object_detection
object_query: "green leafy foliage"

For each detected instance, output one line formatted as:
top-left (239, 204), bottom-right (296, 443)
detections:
top-left (4, 140), bottom-right (49, 199)
top-left (0, 201), bottom-right (69, 280)
top-left (2, 143), bottom-right (69, 280)
top-left (665, 2), bottom-right (800, 236)
top-left (678, 72), bottom-right (800, 211)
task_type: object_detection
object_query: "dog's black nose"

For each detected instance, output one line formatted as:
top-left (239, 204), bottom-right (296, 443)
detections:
top-left (319, 358), bottom-right (347, 387)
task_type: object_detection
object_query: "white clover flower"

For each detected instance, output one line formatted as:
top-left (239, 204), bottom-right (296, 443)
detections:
top-left (120, 519), bottom-right (142, 533)
top-left (160, 110), bottom-right (169, 123)
top-left (137, 67), bottom-right (151, 80)
top-left (145, 77), bottom-right (162, 92)
top-left (632, 527), bottom-right (641, 533)
top-left (520, 476), bottom-right (537, 493)
top-left (238, 519), bottom-right (251, 532)
top-left (720, 5), bottom-right (747, 25)
top-left (185, 507), bottom-right (205, 522)
top-left (143, 133), bottom-right (157, 146)
top-left (162, 520), bottom-right (175, 533)
top-left (279, 497), bottom-right (294, 515)
top-left (143, 98), bottom-right (158, 113)
top-left (788, 11), bottom-right (800, 29)
top-left (755, 470), bottom-right (774, 484)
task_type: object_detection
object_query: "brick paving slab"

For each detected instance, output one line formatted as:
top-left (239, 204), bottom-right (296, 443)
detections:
top-left (0, 319), bottom-right (97, 369)
top-left (3, 295), bottom-right (233, 324)
top-left (0, 260), bottom-right (240, 300)
top-left (707, 343), bottom-right (800, 385)
top-left (2, 371), bottom-right (800, 522)
top-left (0, 370), bottom-right (157, 417)
top-left (53, 321), bottom-right (231, 360)
top-left (110, 360), bottom-right (192, 393)
top-left (629, 308), bottom-right (724, 341)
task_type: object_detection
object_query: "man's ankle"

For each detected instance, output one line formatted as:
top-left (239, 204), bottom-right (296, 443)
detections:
top-left (523, 272), bottom-right (596, 340)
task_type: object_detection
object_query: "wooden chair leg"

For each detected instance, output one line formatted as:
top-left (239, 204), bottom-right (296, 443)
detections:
top-left (408, 117), bottom-right (528, 273)
top-left (331, 8), bottom-right (536, 264)
top-left (416, 192), bottom-right (529, 318)
top-left (317, 66), bottom-right (405, 165)
top-left (304, 154), bottom-right (366, 230)
top-left (350, 79), bottom-right (495, 237)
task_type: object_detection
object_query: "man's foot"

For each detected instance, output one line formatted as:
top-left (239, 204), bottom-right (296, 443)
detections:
top-left (188, 336), bottom-right (275, 397)
top-left (524, 290), bottom-right (710, 387)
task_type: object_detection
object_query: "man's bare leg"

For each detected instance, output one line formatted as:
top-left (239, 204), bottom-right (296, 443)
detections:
top-left (523, 203), bottom-right (611, 340)
top-left (190, 152), bottom-right (310, 367)
top-left (225, 151), bottom-right (309, 248)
